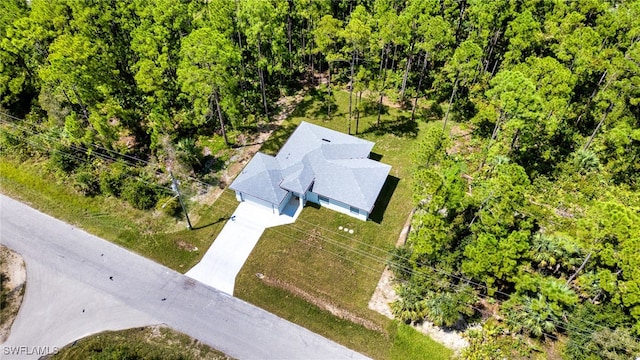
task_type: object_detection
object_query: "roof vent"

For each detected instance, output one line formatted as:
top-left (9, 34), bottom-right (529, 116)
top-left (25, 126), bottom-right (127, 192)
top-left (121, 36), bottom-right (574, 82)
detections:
top-left (321, 138), bottom-right (331, 142)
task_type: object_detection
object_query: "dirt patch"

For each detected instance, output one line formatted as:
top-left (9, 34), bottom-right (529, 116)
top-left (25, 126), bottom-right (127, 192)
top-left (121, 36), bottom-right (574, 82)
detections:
top-left (0, 244), bottom-right (26, 344)
top-left (448, 125), bottom-right (474, 156)
top-left (175, 240), bottom-right (198, 252)
top-left (258, 274), bottom-right (383, 333)
top-left (190, 89), bottom-right (306, 208)
top-left (367, 210), bottom-right (469, 353)
top-left (302, 228), bottom-right (323, 248)
top-left (367, 267), bottom-right (399, 319)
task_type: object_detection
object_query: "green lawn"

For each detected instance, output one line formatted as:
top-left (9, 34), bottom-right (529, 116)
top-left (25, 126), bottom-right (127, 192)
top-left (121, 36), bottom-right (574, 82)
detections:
top-left (0, 89), bottom-right (453, 359)
top-left (235, 89), bottom-right (451, 359)
top-left (0, 159), bottom-right (238, 271)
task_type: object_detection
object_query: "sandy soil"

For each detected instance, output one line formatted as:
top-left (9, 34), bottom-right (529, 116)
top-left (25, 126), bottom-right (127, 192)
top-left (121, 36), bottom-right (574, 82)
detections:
top-left (0, 244), bottom-right (26, 344)
top-left (192, 89), bottom-right (305, 208)
top-left (367, 210), bottom-right (470, 353)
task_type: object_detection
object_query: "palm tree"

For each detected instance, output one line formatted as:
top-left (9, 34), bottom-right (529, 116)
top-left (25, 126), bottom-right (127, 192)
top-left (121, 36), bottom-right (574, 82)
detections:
top-left (573, 149), bottom-right (600, 174)
top-left (175, 138), bottom-right (202, 174)
top-left (391, 286), bottom-right (429, 323)
top-left (504, 295), bottom-right (558, 338)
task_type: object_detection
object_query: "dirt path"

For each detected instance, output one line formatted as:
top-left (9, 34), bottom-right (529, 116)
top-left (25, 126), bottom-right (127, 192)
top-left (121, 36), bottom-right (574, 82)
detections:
top-left (0, 245), bottom-right (26, 344)
top-left (193, 90), bottom-right (306, 207)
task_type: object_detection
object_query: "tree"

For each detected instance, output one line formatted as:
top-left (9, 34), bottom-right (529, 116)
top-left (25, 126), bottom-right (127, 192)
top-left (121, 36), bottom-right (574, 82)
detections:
top-left (577, 201), bottom-right (640, 333)
top-left (340, 5), bottom-right (371, 134)
top-left (238, 0), bottom-right (288, 122)
top-left (442, 39), bottom-right (483, 132)
top-left (313, 14), bottom-right (343, 118)
top-left (39, 33), bottom-right (117, 145)
top-left (129, 0), bottom-right (193, 145)
top-left (175, 138), bottom-right (202, 174)
top-left (178, 27), bottom-right (240, 146)
top-left (410, 14), bottom-right (453, 121)
top-left (0, 0), bottom-right (30, 107)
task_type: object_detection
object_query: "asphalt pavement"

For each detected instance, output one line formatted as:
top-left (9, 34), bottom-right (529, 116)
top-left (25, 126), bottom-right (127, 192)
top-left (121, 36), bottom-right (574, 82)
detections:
top-left (0, 194), bottom-right (370, 360)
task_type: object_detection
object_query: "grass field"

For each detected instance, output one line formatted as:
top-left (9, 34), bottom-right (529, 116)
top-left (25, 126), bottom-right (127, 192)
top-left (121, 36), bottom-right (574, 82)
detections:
top-left (234, 89), bottom-right (452, 359)
top-left (0, 159), bottom-right (238, 271)
top-left (49, 326), bottom-right (230, 360)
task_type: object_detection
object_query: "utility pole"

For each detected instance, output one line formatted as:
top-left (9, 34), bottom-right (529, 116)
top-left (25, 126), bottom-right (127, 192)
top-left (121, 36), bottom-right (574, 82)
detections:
top-left (170, 171), bottom-right (192, 230)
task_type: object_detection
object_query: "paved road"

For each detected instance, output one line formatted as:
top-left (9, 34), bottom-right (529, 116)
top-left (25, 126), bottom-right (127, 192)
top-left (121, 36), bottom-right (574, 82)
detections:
top-left (0, 194), bottom-right (370, 360)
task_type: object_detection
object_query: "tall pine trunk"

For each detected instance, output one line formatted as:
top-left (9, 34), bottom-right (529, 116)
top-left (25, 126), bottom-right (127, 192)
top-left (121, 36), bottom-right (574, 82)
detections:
top-left (400, 41), bottom-right (415, 101)
top-left (478, 111), bottom-right (504, 171)
top-left (583, 103), bottom-right (613, 151)
top-left (442, 75), bottom-right (459, 135)
top-left (287, 2), bottom-right (293, 74)
top-left (72, 84), bottom-right (89, 122)
top-left (348, 47), bottom-right (355, 135)
top-left (575, 70), bottom-right (609, 127)
top-left (411, 54), bottom-right (429, 122)
top-left (355, 90), bottom-right (363, 134)
top-left (327, 62), bottom-right (332, 118)
top-left (257, 40), bottom-right (269, 121)
top-left (377, 45), bottom-right (388, 126)
top-left (213, 88), bottom-right (229, 146)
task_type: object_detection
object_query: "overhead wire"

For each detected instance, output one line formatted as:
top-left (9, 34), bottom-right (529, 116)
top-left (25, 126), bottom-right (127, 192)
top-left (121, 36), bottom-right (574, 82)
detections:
top-left (207, 183), bottom-right (628, 343)
top-left (0, 116), bottom-right (174, 193)
top-left (1, 111), bottom-right (633, 345)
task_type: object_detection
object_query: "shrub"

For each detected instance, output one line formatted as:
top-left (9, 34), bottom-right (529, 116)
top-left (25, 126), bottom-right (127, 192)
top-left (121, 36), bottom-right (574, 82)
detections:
top-left (99, 162), bottom-right (129, 196)
top-left (49, 144), bottom-right (82, 173)
top-left (74, 167), bottom-right (101, 196)
top-left (121, 179), bottom-right (158, 210)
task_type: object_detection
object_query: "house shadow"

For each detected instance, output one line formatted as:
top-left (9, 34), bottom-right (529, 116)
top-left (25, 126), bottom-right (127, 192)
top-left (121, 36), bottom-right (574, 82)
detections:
top-left (369, 175), bottom-right (400, 224)
top-left (369, 152), bottom-right (383, 162)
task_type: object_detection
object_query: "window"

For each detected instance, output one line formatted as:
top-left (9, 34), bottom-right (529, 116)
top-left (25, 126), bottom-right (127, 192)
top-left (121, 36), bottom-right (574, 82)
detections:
top-left (318, 196), bottom-right (329, 204)
top-left (350, 206), bottom-right (359, 214)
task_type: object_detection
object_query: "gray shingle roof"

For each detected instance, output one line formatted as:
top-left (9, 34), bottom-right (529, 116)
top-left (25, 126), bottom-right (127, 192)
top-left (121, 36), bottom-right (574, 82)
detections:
top-left (230, 122), bottom-right (391, 213)
top-left (229, 152), bottom-right (289, 205)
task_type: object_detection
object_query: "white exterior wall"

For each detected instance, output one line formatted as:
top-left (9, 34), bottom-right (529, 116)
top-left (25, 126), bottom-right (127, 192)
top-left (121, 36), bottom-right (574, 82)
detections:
top-left (306, 191), bottom-right (368, 221)
top-left (277, 192), bottom-right (293, 214)
top-left (235, 192), bottom-right (278, 214)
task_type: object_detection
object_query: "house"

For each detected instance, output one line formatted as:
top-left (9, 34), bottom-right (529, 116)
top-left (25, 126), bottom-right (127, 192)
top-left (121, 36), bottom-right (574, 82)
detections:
top-left (230, 122), bottom-right (392, 221)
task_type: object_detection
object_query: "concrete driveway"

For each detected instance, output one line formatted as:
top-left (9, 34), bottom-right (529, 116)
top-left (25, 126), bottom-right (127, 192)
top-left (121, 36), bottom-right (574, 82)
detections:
top-left (186, 196), bottom-right (302, 294)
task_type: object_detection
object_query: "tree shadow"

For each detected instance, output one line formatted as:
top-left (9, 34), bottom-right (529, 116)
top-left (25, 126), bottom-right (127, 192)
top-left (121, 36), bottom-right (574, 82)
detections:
top-left (290, 88), bottom-right (323, 118)
top-left (259, 122), bottom-right (299, 156)
top-left (362, 116), bottom-right (419, 138)
top-left (369, 175), bottom-right (400, 224)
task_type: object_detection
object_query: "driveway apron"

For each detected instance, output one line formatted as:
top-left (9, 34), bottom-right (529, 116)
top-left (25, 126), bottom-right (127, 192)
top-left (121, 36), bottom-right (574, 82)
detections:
top-left (186, 197), bottom-right (301, 294)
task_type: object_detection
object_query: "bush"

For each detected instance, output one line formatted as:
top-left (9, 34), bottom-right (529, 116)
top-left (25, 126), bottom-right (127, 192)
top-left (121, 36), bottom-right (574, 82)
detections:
top-left (74, 167), bottom-right (101, 196)
top-left (99, 162), bottom-right (129, 196)
top-left (121, 179), bottom-right (158, 210)
top-left (156, 195), bottom-right (181, 218)
top-left (49, 144), bottom-right (82, 173)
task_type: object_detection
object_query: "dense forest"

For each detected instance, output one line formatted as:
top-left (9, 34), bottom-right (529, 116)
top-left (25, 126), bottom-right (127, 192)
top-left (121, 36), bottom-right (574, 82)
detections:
top-left (1, 0), bottom-right (639, 358)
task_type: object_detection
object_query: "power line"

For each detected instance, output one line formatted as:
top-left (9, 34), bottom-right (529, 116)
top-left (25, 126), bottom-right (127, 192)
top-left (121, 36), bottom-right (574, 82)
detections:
top-left (208, 194), bottom-right (631, 343)
top-left (1, 112), bottom-right (632, 344)
top-left (0, 118), bottom-right (174, 194)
